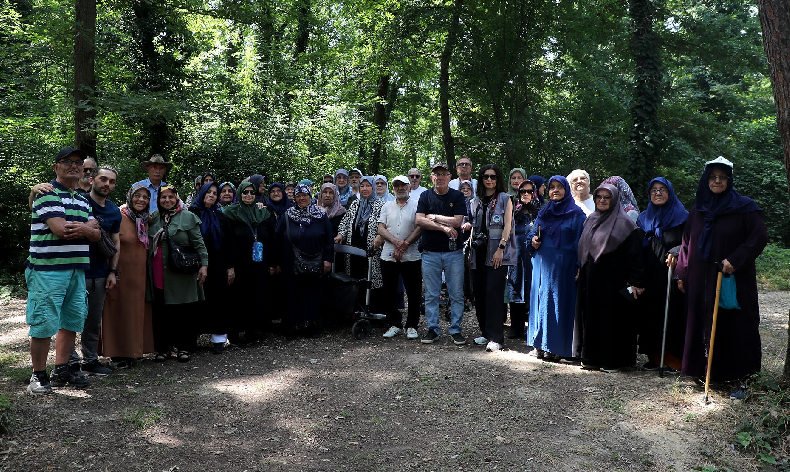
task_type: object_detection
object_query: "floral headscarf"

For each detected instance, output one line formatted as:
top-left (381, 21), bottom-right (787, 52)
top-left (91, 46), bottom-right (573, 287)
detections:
top-left (121, 183), bottom-right (150, 249)
top-left (286, 184), bottom-right (327, 226)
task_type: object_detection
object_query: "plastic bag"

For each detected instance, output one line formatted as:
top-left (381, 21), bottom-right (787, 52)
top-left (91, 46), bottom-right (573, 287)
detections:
top-left (719, 274), bottom-right (740, 309)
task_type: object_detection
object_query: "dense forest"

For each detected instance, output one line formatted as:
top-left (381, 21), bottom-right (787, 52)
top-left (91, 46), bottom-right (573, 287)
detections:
top-left (2, 0), bottom-right (788, 273)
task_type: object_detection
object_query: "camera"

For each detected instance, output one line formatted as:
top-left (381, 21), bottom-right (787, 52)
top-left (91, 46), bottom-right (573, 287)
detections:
top-left (470, 232), bottom-right (488, 250)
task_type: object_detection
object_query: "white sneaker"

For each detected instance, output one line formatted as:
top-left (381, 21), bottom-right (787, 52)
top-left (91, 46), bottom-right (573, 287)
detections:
top-left (474, 336), bottom-right (488, 346)
top-left (486, 341), bottom-right (502, 352)
top-left (382, 326), bottom-right (403, 338)
top-left (406, 328), bottom-right (419, 339)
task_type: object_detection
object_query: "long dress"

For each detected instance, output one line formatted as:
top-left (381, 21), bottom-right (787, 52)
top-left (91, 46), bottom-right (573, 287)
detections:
top-left (577, 230), bottom-right (645, 368)
top-left (99, 215), bottom-right (155, 358)
top-left (527, 214), bottom-right (585, 357)
top-left (191, 208), bottom-right (235, 335)
top-left (507, 210), bottom-right (536, 304)
top-left (675, 209), bottom-right (767, 381)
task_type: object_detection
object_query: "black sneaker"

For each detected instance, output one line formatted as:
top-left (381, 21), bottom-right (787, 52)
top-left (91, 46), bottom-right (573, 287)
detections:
top-left (212, 342), bottom-right (225, 355)
top-left (50, 365), bottom-right (90, 388)
top-left (27, 372), bottom-right (53, 396)
top-left (421, 330), bottom-right (439, 344)
top-left (82, 360), bottom-right (113, 376)
top-left (451, 333), bottom-right (466, 345)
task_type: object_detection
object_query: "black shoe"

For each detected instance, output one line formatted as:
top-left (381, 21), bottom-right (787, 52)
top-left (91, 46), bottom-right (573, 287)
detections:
top-left (27, 372), bottom-right (53, 395)
top-left (212, 343), bottom-right (225, 355)
top-left (507, 329), bottom-right (524, 339)
top-left (82, 360), bottom-right (113, 376)
top-left (451, 333), bottom-right (466, 345)
top-left (50, 365), bottom-right (90, 388)
top-left (641, 361), bottom-right (661, 371)
top-left (421, 330), bottom-right (439, 344)
top-left (559, 357), bottom-right (581, 366)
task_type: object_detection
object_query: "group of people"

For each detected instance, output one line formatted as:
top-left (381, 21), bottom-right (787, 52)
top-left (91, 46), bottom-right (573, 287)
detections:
top-left (24, 149), bottom-right (767, 400)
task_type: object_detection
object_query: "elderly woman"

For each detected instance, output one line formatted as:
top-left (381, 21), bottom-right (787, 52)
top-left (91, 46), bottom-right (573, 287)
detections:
top-left (576, 184), bottom-right (645, 372)
top-left (318, 182), bottom-right (347, 234)
top-left (374, 175), bottom-right (395, 202)
top-left (248, 174), bottom-right (268, 204)
top-left (189, 182), bottom-right (235, 354)
top-left (567, 169), bottom-right (594, 216)
top-left (224, 181), bottom-right (277, 344)
top-left (335, 176), bottom-right (385, 298)
top-left (334, 169), bottom-right (353, 207)
top-left (276, 184), bottom-right (334, 336)
top-left (601, 176), bottom-right (640, 222)
top-left (529, 175), bottom-right (546, 206)
top-left (265, 182), bottom-right (292, 218)
top-left (636, 177), bottom-right (688, 372)
top-left (284, 182), bottom-right (296, 203)
top-left (468, 165), bottom-right (516, 352)
top-left (218, 182), bottom-right (237, 210)
top-left (507, 179), bottom-right (540, 339)
top-left (528, 176), bottom-right (586, 361)
top-left (99, 184), bottom-right (155, 368)
top-left (148, 185), bottom-right (208, 362)
top-left (676, 157), bottom-right (767, 397)
top-left (507, 167), bottom-right (526, 199)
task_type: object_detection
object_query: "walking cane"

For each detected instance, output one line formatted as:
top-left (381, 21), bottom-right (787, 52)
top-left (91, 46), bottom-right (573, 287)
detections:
top-left (704, 264), bottom-right (724, 404)
top-left (659, 265), bottom-right (674, 378)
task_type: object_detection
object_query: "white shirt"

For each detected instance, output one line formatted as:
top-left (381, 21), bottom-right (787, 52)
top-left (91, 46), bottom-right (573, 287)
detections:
top-left (378, 197), bottom-right (421, 262)
top-left (575, 196), bottom-right (595, 217)
top-left (409, 186), bottom-right (426, 199)
top-left (449, 178), bottom-right (477, 193)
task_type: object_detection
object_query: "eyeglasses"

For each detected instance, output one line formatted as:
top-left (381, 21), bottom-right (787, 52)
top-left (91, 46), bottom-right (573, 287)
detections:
top-left (408, 175), bottom-right (420, 179)
top-left (519, 188), bottom-right (534, 194)
top-left (241, 190), bottom-right (256, 195)
top-left (375, 182), bottom-right (386, 186)
top-left (433, 172), bottom-right (451, 177)
top-left (594, 194), bottom-right (612, 201)
top-left (708, 174), bottom-right (729, 182)
top-left (457, 162), bottom-right (471, 167)
top-left (649, 188), bottom-right (668, 195)
top-left (58, 158), bottom-right (84, 167)
top-left (482, 174), bottom-right (497, 180)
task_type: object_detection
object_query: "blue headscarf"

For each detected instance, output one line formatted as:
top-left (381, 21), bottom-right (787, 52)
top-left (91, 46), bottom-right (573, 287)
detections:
top-left (335, 169), bottom-right (352, 206)
top-left (637, 177), bottom-right (688, 248)
top-left (694, 163), bottom-right (760, 261)
top-left (536, 176), bottom-right (585, 248)
top-left (529, 175), bottom-right (546, 204)
top-left (354, 176), bottom-right (377, 234)
top-left (189, 182), bottom-right (223, 250)
top-left (266, 182), bottom-right (293, 217)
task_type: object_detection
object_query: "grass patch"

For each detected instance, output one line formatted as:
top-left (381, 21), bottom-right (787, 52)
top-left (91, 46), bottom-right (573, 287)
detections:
top-left (0, 352), bottom-right (30, 384)
top-left (0, 393), bottom-right (13, 434)
top-left (756, 243), bottom-right (790, 291)
top-left (122, 407), bottom-right (163, 429)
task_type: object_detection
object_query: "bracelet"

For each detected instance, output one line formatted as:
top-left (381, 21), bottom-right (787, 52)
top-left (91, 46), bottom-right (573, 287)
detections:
top-left (109, 269), bottom-right (118, 274)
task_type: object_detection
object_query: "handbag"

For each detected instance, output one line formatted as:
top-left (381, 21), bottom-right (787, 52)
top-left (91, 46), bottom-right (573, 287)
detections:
top-left (94, 224), bottom-right (117, 260)
top-left (719, 273), bottom-right (741, 309)
top-left (285, 218), bottom-right (323, 276)
top-left (165, 227), bottom-right (201, 273)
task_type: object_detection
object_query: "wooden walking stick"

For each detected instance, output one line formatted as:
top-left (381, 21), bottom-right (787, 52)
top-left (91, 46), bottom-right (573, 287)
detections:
top-left (704, 264), bottom-right (724, 404)
top-left (659, 265), bottom-right (674, 378)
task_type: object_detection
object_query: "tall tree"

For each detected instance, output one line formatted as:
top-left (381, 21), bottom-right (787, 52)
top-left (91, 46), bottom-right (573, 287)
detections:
top-left (440, 0), bottom-right (463, 173)
top-left (756, 0), bottom-right (790, 377)
top-left (74, 0), bottom-right (96, 156)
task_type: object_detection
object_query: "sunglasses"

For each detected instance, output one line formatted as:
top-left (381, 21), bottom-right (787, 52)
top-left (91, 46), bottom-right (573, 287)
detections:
top-left (482, 174), bottom-right (497, 180)
top-left (408, 175), bottom-right (420, 179)
top-left (83, 168), bottom-right (95, 174)
top-left (457, 162), bottom-right (471, 167)
top-left (519, 188), bottom-right (534, 194)
top-left (241, 189), bottom-right (256, 195)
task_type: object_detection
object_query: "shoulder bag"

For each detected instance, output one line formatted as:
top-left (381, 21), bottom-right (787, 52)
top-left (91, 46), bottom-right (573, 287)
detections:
top-left (165, 226), bottom-right (201, 273)
top-left (285, 218), bottom-right (323, 276)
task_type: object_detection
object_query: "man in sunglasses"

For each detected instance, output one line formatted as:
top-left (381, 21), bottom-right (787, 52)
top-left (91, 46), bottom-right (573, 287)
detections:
top-left (407, 167), bottom-right (426, 199)
top-left (25, 147), bottom-right (101, 395)
top-left (76, 157), bottom-right (96, 194)
top-left (449, 157), bottom-right (477, 193)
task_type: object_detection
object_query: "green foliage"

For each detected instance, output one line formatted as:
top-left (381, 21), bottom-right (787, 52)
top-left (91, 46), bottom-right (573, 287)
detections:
top-left (0, 393), bottom-right (12, 434)
top-left (756, 243), bottom-right (790, 291)
top-left (122, 407), bottom-right (163, 429)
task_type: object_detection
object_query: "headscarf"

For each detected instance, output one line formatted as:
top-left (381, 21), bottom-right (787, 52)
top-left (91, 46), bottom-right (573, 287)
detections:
top-left (601, 176), bottom-right (639, 219)
top-left (121, 183), bottom-right (150, 249)
top-left (318, 183), bottom-right (347, 219)
top-left (536, 176), bottom-right (585, 248)
top-left (151, 185), bottom-right (183, 254)
top-left (201, 171), bottom-right (215, 185)
top-left (578, 183), bottom-right (638, 263)
top-left (189, 182), bottom-right (223, 250)
top-left (529, 175), bottom-right (546, 204)
top-left (515, 179), bottom-right (540, 220)
top-left (694, 162), bottom-right (760, 261)
top-left (374, 175), bottom-right (395, 202)
top-left (508, 168), bottom-right (527, 197)
top-left (265, 182), bottom-right (293, 217)
top-left (285, 184), bottom-right (326, 226)
top-left (459, 180), bottom-right (474, 203)
top-left (637, 177), bottom-right (688, 247)
top-left (354, 176), bottom-right (377, 234)
top-left (248, 174), bottom-right (267, 203)
top-left (224, 181), bottom-right (272, 227)
top-left (335, 169), bottom-right (352, 206)
top-left (218, 182), bottom-right (237, 208)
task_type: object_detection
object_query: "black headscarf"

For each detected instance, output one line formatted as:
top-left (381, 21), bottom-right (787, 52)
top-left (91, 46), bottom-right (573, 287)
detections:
top-left (189, 182), bottom-right (223, 249)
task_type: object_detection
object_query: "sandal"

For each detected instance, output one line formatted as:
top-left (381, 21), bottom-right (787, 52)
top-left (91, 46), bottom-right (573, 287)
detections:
top-left (177, 351), bottom-right (191, 363)
top-left (154, 352), bottom-right (168, 362)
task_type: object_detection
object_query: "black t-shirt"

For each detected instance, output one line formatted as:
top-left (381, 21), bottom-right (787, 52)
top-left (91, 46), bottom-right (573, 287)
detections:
top-left (416, 188), bottom-right (467, 252)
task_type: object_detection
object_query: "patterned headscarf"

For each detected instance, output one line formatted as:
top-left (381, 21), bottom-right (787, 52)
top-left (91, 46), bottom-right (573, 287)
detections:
top-left (286, 184), bottom-right (327, 226)
top-left (218, 182), bottom-right (237, 208)
top-left (515, 179), bottom-right (540, 220)
top-left (318, 183), bottom-right (347, 219)
top-left (151, 185), bottom-right (183, 254)
top-left (121, 183), bottom-right (150, 249)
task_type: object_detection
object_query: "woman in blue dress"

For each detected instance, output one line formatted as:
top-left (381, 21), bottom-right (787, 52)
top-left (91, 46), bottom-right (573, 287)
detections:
top-left (527, 176), bottom-right (586, 361)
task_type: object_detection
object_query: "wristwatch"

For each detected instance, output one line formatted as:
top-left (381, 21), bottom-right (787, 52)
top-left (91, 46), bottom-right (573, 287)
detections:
top-left (498, 242), bottom-right (507, 250)
top-left (109, 269), bottom-right (118, 275)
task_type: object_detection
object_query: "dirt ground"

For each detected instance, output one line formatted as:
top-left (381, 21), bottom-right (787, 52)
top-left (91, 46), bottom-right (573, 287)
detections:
top-left (0, 292), bottom-right (788, 472)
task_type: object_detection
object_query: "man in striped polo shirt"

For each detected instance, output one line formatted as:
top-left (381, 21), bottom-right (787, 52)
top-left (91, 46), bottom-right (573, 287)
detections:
top-left (25, 147), bottom-right (101, 395)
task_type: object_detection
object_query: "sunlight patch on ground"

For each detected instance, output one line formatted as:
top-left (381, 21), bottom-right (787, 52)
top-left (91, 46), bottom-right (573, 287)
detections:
top-left (209, 369), bottom-right (306, 401)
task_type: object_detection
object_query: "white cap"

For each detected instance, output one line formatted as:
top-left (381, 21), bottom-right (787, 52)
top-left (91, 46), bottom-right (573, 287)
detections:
top-left (705, 156), bottom-right (733, 168)
top-left (392, 175), bottom-right (410, 185)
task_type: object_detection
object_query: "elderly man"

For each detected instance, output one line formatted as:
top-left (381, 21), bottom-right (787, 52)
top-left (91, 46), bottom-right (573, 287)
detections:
top-left (76, 157), bottom-right (96, 194)
top-left (416, 162), bottom-right (468, 345)
top-left (26, 147), bottom-right (101, 394)
top-left (134, 154), bottom-right (172, 213)
top-left (377, 176), bottom-right (423, 340)
top-left (407, 167), bottom-right (427, 199)
top-left (567, 169), bottom-right (594, 216)
top-left (449, 156), bottom-right (477, 193)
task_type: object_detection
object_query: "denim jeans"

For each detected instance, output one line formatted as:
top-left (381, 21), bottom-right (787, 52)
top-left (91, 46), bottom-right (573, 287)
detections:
top-left (69, 277), bottom-right (106, 364)
top-left (422, 250), bottom-right (464, 335)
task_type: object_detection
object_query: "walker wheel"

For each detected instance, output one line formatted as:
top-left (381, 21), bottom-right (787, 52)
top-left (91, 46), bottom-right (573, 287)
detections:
top-left (352, 319), bottom-right (372, 339)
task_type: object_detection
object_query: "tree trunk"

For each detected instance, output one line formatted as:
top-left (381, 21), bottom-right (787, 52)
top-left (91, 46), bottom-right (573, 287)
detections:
top-left (756, 0), bottom-right (790, 379)
top-left (73, 0), bottom-right (96, 157)
top-left (440, 0), bottom-right (463, 175)
top-left (370, 74), bottom-right (390, 175)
